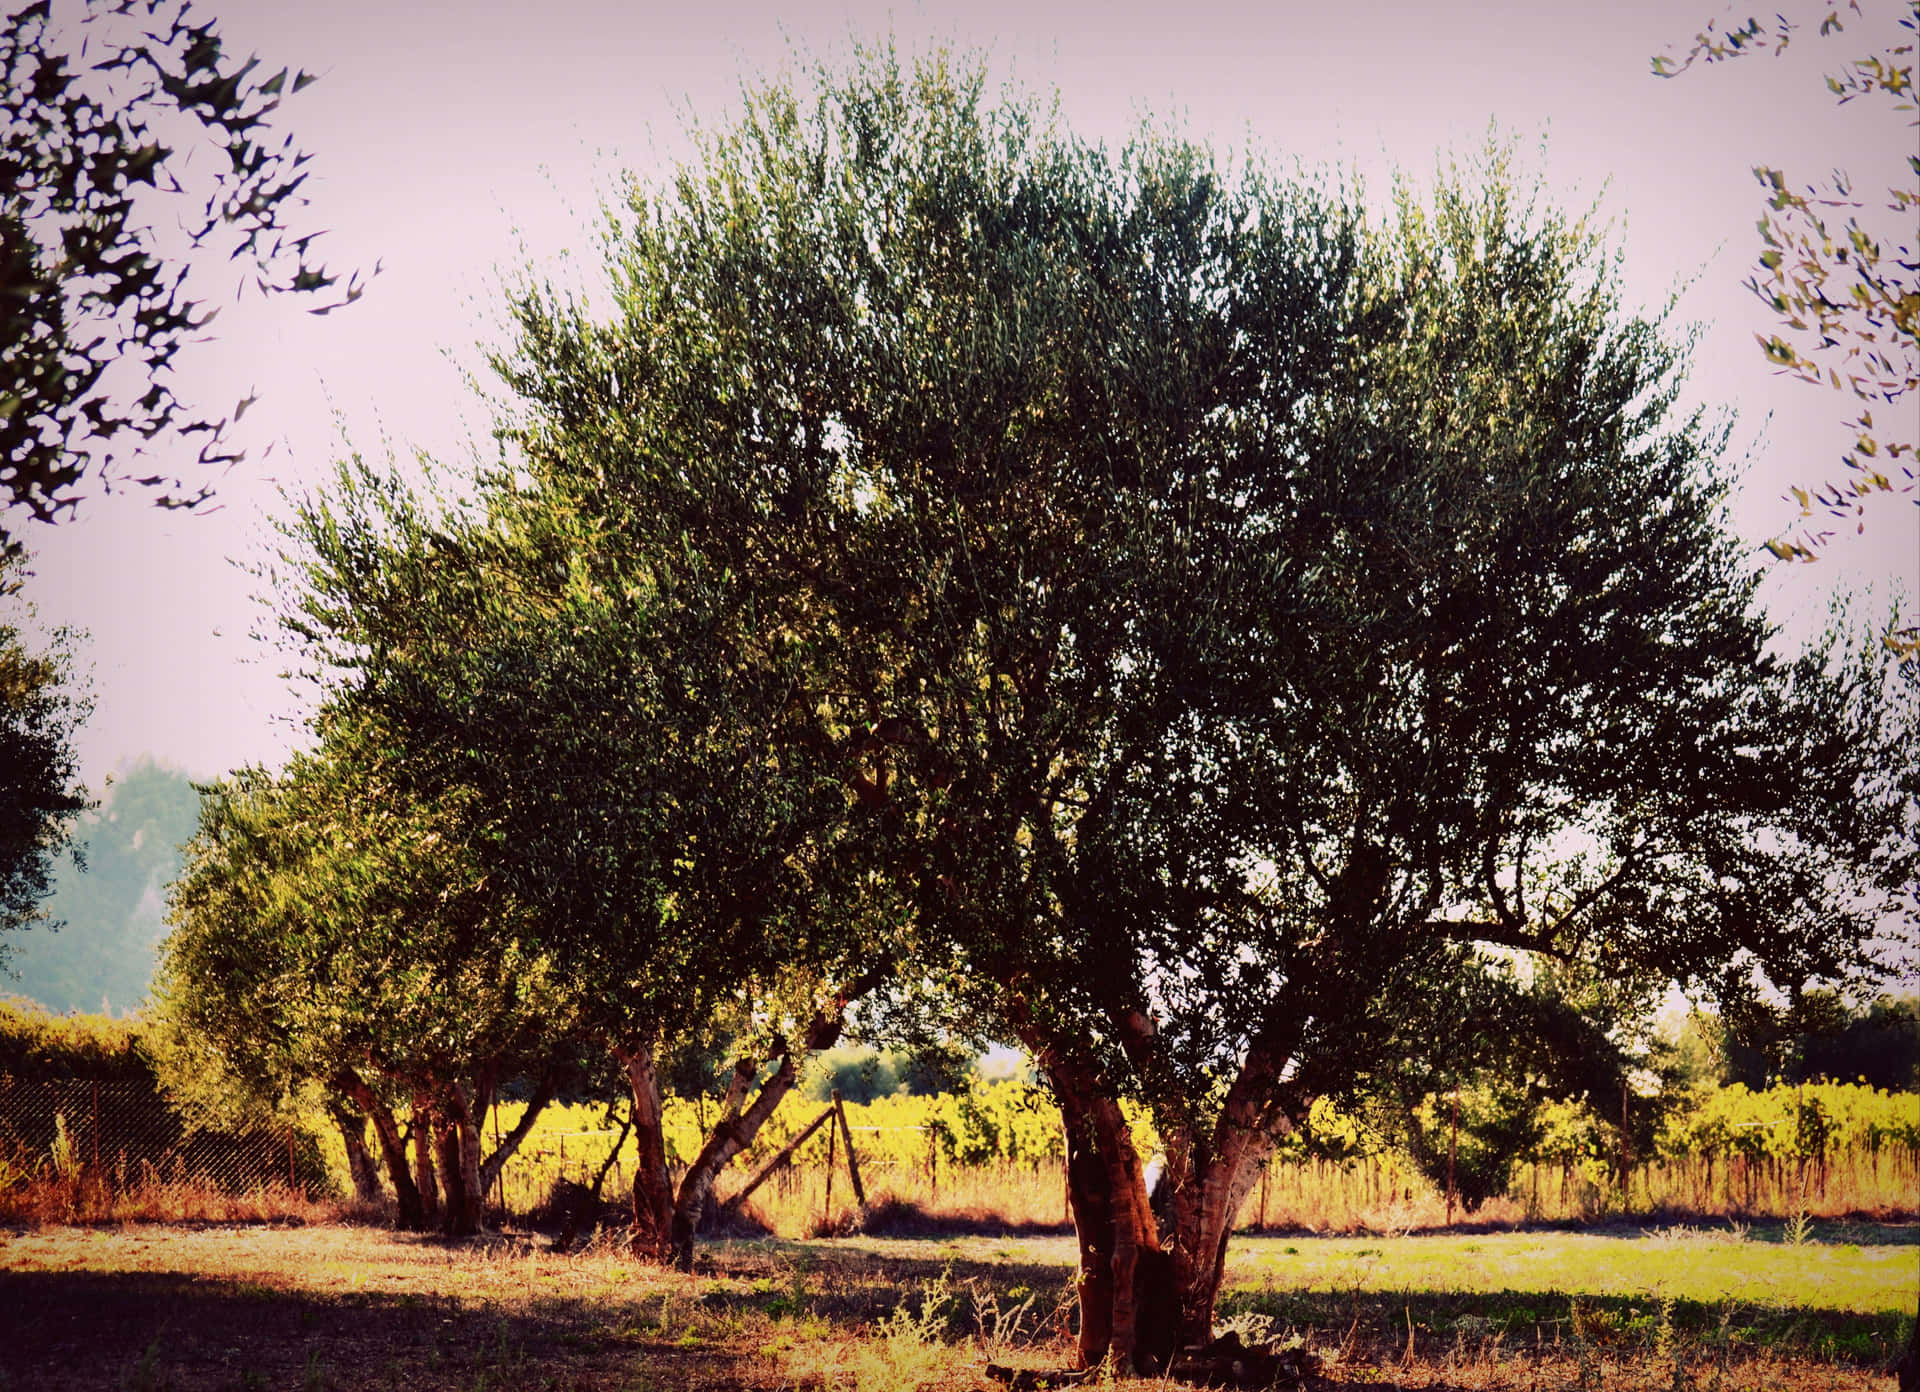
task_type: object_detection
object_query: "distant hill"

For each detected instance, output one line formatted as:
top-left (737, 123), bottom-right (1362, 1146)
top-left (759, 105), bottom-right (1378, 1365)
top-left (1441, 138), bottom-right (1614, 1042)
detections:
top-left (3, 759), bottom-right (200, 1015)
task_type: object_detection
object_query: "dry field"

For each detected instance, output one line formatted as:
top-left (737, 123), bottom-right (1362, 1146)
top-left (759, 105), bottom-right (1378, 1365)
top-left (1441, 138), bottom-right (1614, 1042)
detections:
top-left (1, 1218), bottom-right (1912, 1391)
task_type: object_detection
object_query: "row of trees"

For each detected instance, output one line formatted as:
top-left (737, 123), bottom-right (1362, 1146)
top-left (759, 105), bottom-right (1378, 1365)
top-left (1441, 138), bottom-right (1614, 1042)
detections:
top-left (157, 50), bottom-right (1918, 1373)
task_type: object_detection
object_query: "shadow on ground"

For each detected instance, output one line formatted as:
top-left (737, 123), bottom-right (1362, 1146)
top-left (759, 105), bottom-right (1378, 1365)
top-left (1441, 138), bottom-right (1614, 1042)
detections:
top-left (0, 1237), bottom-right (1904, 1391)
top-left (0, 1267), bottom-right (752, 1392)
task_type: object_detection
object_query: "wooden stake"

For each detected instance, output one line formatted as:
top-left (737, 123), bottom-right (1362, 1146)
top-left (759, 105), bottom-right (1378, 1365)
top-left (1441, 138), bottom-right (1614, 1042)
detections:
top-left (725, 1104), bottom-right (835, 1212)
top-left (1620, 1076), bottom-right (1631, 1208)
top-left (492, 1102), bottom-right (504, 1218)
top-left (832, 1090), bottom-right (866, 1208)
top-left (823, 1098), bottom-right (838, 1229)
top-left (1446, 1090), bottom-right (1459, 1229)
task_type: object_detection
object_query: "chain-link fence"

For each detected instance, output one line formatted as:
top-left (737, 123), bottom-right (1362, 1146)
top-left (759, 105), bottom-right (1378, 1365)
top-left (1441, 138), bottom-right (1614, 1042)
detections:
top-left (0, 1074), bottom-right (327, 1196)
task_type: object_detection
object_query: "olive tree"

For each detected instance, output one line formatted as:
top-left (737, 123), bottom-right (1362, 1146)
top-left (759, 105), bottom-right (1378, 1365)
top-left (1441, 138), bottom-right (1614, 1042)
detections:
top-left (272, 455), bottom-right (905, 1262)
top-left (496, 48), bottom-right (1915, 1368)
top-left (157, 740), bottom-right (579, 1235)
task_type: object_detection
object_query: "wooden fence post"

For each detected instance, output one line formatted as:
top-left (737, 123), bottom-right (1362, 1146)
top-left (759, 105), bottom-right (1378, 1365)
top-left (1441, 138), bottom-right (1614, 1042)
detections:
top-left (492, 1102), bottom-right (503, 1217)
top-left (832, 1091), bottom-right (866, 1208)
top-left (725, 1104), bottom-right (836, 1213)
top-left (823, 1098), bottom-right (838, 1230)
top-left (1446, 1089), bottom-right (1459, 1229)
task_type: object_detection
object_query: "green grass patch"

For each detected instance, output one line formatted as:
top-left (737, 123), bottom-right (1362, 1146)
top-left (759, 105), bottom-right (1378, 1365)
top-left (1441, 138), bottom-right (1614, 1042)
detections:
top-left (1221, 1226), bottom-right (1916, 1314)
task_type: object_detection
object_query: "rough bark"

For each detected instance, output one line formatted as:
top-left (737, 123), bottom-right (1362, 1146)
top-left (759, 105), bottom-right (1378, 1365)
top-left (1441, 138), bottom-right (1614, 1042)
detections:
top-left (411, 1090), bottom-right (441, 1228)
top-left (438, 1079), bottom-right (486, 1237)
top-left (1148, 1012), bottom-right (1302, 1348)
top-left (1009, 996), bottom-right (1169, 1374)
top-left (1013, 996), bottom-right (1300, 1370)
top-left (1160, 1128), bottom-right (1274, 1346)
top-left (667, 989), bottom-right (859, 1270)
top-left (1060, 1091), bottom-right (1115, 1366)
top-left (333, 1070), bottom-right (426, 1229)
top-left (617, 1039), bottom-right (676, 1261)
top-left (431, 1092), bottom-right (475, 1237)
top-left (326, 1100), bottom-right (384, 1205)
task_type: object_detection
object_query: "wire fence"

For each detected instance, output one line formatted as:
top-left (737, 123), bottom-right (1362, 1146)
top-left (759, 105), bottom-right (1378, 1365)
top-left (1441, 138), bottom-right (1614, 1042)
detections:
top-left (0, 1075), bottom-right (325, 1195)
top-left (9, 1075), bottom-right (1915, 1230)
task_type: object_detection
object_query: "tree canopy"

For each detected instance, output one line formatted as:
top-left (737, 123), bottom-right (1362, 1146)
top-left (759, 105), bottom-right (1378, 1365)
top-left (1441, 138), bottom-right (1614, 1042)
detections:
top-left (1653, 0), bottom-right (1919, 574)
top-left (154, 42), bottom-right (1918, 1365)
top-left (487, 47), bottom-right (1917, 1365)
top-left (0, 548), bottom-right (87, 950)
top-left (1, 0), bottom-right (368, 546)
top-left (256, 449), bottom-right (908, 1249)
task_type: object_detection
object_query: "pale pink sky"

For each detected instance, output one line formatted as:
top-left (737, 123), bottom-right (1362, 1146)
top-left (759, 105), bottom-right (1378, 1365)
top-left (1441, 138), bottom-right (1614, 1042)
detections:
top-left (11, 0), bottom-right (1918, 787)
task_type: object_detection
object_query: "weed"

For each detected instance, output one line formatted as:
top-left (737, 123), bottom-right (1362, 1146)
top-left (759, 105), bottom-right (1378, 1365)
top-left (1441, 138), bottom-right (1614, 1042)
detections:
top-left (1784, 1206), bottom-right (1816, 1247)
top-left (967, 1274), bottom-right (1037, 1352)
top-left (124, 1341), bottom-right (169, 1392)
top-left (1574, 1326), bottom-right (1602, 1391)
top-left (787, 1269), bottom-right (963, 1392)
top-left (1655, 1292), bottom-right (1677, 1359)
top-left (1213, 1309), bottom-right (1279, 1347)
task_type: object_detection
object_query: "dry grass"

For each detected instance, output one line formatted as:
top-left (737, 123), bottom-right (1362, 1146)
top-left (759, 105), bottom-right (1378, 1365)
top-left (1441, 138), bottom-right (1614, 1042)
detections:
top-left (733, 1161), bottom-right (1072, 1239)
top-left (0, 1166), bottom-right (351, 1227)
top-left (0, 1221), bottom-right (1907, 1391)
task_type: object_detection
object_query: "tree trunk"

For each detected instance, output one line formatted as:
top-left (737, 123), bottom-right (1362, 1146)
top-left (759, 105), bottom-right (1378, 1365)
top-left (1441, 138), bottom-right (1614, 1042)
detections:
top-left (437, 1079), bottom-right (486, 1237)
top-left (1011, 996), bottom-right (1299, 1373)
top-left (670, 1052), bottom-right (800, 1270)
top-left (1040, 1064), bottom-right (1173, 1374)
top-left (334, 1071), bottom-right (426, 1229)
top-left (477, 1065), bottom-right (562, 1197)
top-left (617, 1039), bottom-right (676, 1261)
top-left (1159, 1128), bottom-right (1273, 1348)
top-left (326, 1100), bottom-right (384, 1205)
top-left (660, 971), bottom-right (877, 1270)
top-left (1060, 1092), bottom-right (1115, 1367)
top-left (411, 1090), bottom-right (441, 1228)
top-left (1150, 1013), bottom-right (1303, 1351)
top-left (432, 1094), bottom-right (474, 1237)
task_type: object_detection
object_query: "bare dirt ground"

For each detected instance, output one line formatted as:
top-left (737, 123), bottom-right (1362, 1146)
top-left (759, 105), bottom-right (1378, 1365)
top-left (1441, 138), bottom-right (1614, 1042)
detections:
top-left (0, 1221), bottom-right (1905, 1390)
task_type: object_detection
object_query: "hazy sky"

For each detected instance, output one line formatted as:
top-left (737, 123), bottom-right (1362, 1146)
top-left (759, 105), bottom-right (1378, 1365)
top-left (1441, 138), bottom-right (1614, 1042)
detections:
top-left (9, 0), bottom-right (1918, 789)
